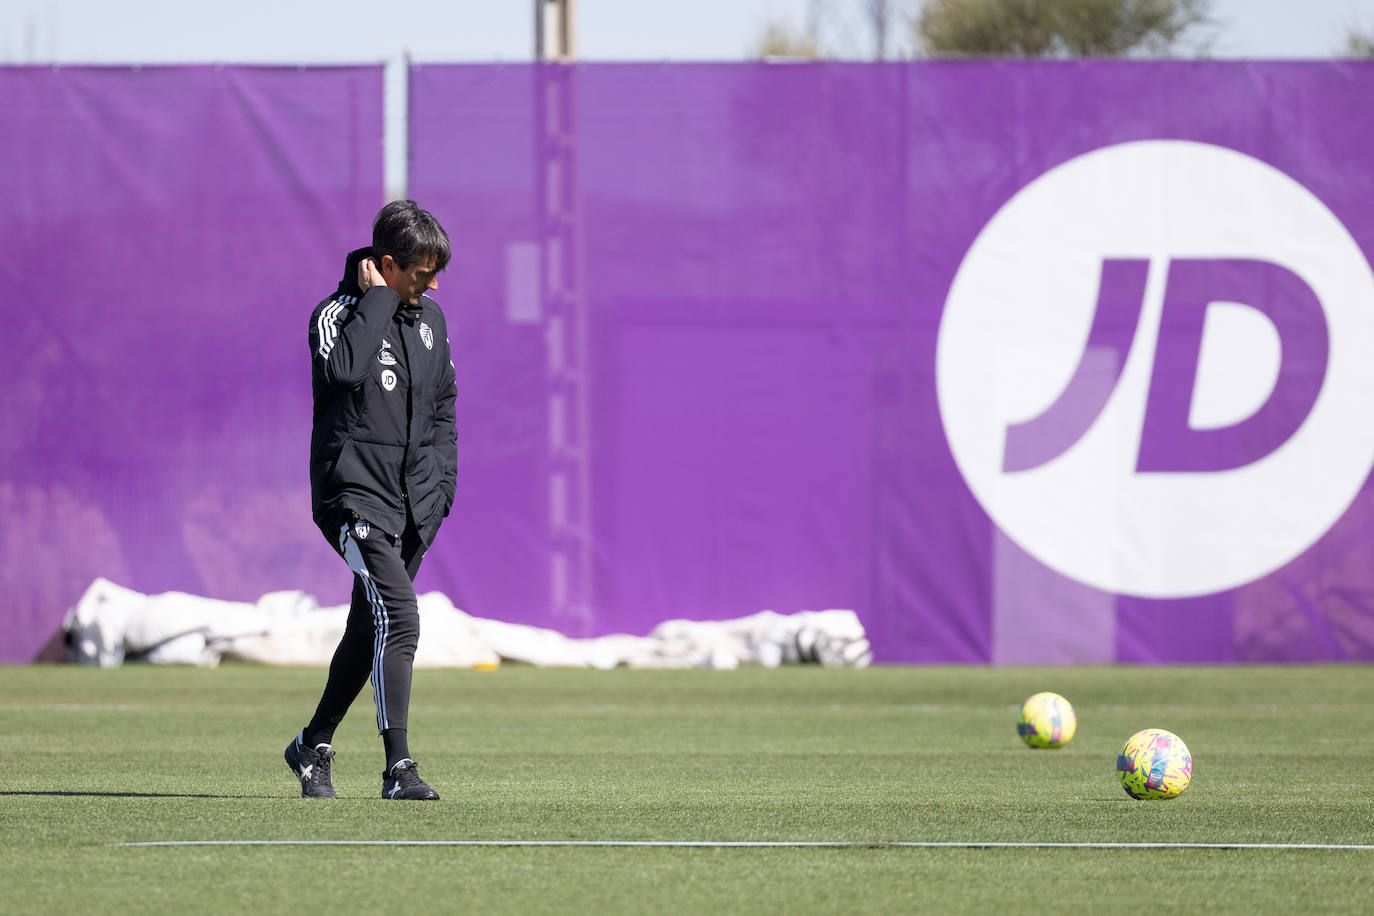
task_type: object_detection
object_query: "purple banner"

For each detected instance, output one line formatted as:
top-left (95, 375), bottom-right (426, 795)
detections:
top-left (6, 62), bottom-right (1374, 665)
top-left (0, 66), bottom-right (384, 662)
top-left (410, 62), bottom-right (1374, 664)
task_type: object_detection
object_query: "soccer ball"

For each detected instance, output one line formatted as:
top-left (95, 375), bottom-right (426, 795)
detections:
top-left (1017, 692), bottom-right (1076, 748)
top-left (1116, 728), bottom-right (1192, 799)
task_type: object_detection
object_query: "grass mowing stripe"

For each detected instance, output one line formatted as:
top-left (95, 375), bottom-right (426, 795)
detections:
top-left (117, 840), bottom-right (1374, 850)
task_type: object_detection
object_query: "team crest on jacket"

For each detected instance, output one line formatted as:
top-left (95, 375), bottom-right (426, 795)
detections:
top-left (419, 322), bottom-right (434, 350)
top-left (377, 349), bottom-right (397, 366)
top-left (353, 520), bottom-right (370, 540)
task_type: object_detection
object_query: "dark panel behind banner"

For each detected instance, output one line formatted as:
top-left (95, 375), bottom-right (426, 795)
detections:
top-left (0, 66), bottom-right (385, 662)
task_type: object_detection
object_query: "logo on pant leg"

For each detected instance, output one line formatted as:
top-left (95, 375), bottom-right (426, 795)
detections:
top-left (353, 520), bottom-right (370, 540)
top-left (937, 140), bottom-right (1374, 598)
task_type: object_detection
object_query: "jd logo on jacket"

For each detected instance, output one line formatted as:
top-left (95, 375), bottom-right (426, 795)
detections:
top-left (937, 140), bottom-right (1374, 598)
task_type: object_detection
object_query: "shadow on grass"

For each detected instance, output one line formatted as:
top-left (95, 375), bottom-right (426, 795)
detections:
top-left (0, 790), bottom-right (278, 799)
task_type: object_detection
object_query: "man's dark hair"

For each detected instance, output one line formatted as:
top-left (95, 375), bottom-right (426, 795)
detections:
top-left (372, 199), bottom-right (451, 272)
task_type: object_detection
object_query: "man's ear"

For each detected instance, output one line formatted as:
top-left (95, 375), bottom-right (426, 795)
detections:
top-left (379, 254), bottom-right (397, 279)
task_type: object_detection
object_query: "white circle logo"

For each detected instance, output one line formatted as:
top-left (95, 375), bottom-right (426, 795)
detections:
top-left (381, 369), bottom-right (397, 391)
top-left (937, 141), bottom-right (1374, 598)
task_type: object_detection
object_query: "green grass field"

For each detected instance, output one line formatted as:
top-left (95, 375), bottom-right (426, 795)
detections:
top-left (2, 664), bottom-right (1372, 913)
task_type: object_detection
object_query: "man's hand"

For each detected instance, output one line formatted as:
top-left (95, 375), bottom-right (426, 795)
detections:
top-left (358, 257), bottom-right (385, 293)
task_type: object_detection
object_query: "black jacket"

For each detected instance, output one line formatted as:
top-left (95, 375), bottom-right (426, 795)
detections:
top-left (308, 247), bottom-right (457, 544)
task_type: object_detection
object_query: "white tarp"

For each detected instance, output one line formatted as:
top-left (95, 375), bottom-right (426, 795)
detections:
top-left (63, 578), bottom-right (873, 670)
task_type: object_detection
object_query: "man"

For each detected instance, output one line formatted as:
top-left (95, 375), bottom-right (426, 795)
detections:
top-left (284, 200), bottom-right (457, 800)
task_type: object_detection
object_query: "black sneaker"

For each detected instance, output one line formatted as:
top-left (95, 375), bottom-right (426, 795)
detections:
top-left (284, 733), bottom-right (337, 798)
top-left (382, 758), bottom-right (439, 800)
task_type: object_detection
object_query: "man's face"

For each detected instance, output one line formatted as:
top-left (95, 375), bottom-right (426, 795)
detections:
top-left (381, 254), bottom-right (440, 306)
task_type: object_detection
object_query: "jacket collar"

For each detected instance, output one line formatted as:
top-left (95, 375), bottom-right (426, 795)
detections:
top-left (339, 246), bottom-right (424, 322)
top-left (338, 246), bottom-right (371, 298)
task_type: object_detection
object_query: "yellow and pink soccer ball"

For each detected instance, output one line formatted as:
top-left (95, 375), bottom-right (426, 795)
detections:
top-left (1116, 728), bottom-right (1192, 799)
top-left (1017, 692), bottom-right (1077, 749)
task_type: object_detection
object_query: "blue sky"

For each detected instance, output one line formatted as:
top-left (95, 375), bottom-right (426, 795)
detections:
top-left (5, 0), bottom-right (1372, 64)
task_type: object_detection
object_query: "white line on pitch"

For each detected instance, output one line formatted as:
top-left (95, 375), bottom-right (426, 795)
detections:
top-left (116, 840), bottom-right (1374, 850)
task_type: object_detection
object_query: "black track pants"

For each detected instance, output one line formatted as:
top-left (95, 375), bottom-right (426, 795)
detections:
top-left (305, 514), bottom-right (426, 741)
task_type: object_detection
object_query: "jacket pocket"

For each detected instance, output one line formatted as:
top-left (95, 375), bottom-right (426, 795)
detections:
top-left (326, 439), bottom-right (359, 489)
top-left (410, 475), bottom-right (445, 525)
top-left (343, 440), bottom-right (406, 503)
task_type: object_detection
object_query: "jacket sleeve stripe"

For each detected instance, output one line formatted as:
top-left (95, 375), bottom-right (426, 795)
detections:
top-left (315, 300), bottom-right (341, 358)
top-left (315, 296), bottom-right (356, 359)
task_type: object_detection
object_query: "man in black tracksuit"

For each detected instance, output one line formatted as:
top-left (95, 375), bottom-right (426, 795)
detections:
top-left (284, 200), bottom-right (457, 801)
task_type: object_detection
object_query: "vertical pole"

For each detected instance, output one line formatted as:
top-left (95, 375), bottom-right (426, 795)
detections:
top-left (535, 0), bottom-right (592, 632)
top-left (871, 0), bottom-right (889, 60)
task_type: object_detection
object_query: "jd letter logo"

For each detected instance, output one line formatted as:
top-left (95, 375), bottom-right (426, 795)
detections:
top-left (937, 141), bottom-right (1374, 598)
